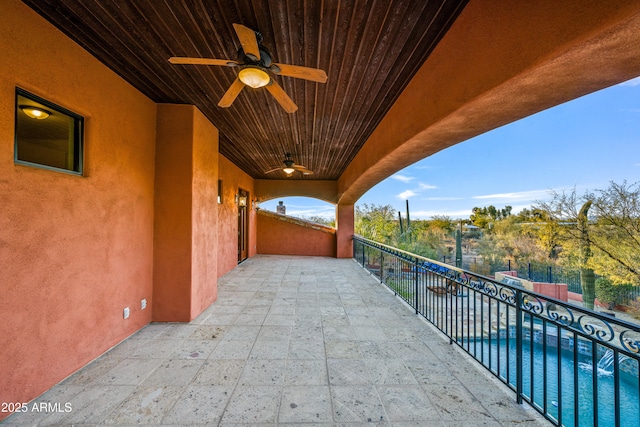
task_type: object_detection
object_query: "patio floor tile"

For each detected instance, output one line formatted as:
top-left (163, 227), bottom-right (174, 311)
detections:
top-left (2, 255), bottom-right (548, 426)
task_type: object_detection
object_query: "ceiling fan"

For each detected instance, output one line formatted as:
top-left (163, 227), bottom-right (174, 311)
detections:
top-left (264, 153), bottom-right (313, 176)
top-left (168, 23), bottom-right (327, 113)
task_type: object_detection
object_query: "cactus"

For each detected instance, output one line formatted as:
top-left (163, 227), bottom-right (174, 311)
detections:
top-left (455, 227), bottom-right (462, 268)
top-left (406, 200), bottom-right (412, 243)
top-left (578, 200), bottom-right (595, 310)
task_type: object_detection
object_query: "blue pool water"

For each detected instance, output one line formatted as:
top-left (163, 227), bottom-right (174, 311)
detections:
top-left (473, 338), bottom-right (640, 427)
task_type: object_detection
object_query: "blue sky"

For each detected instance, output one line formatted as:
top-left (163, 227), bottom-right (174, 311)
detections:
top-left (260, 76), bottom-right (640, 220)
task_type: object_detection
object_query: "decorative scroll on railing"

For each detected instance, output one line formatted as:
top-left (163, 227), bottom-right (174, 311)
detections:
top-left (353, 235), bottom-right (640, 427)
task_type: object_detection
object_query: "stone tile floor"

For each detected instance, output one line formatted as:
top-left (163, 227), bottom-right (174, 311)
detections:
top-left (3, 255), bottom-right (548, 426)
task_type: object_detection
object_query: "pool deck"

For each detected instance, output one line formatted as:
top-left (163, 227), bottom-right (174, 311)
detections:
top-left (2, 255), bottom-right (548, 426)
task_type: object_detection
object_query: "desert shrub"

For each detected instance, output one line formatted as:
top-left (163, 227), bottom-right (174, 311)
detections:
top-left (596, 277), bottom-right (619, 310)
top-left (595, 277), bottom-right (635, 310)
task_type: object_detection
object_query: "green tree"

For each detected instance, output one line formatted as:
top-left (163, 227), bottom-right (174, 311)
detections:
top-left (585, 181), bottom-right (640, 285)
top-left (305, 215), bottom-right (335, 227)
top-left (470, 207), bottom-right (491, 229)
top-left (536, 181), bottom-right (640, 287)
top-left (476, 234), bottom-right (509, 272)
top-left (394, 218), bottom-right (447, 259)
top-left (354, 204), bottom-right (447, 260)
top-left (354, 203), bottom-right (398, 243)
top-left (478, 215), bottom-right (548, 266)
top-left (470, 205), bottom-right (513, 229)
top-left (487, 205), bottom-right (498, 220)
top-left (428, 215), bottom-right (455, 234)
top-left (397, 230), bottom-right (445, 260)
top-left (514, 208), bottom-right (563, 259)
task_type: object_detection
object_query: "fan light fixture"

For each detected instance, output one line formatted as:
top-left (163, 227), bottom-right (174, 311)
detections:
top-left (282, 159), bottom-right (295, 175)
top-left (20, 105), bottom-right (51, 120)
top-left (238, 67), bottom-right (270, 88)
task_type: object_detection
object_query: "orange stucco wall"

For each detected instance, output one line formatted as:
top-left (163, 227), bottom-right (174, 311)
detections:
top-left (0, 1), bottom-right (156, 411)
top-left (153, 104), bottom-right (220, 322)
top-left (257, 211), bottom-right (336, 257)
top-left (153, 105), bottom-right (193, 321)
top-left (217, 155), bottom-right (257, 276)
top-left (191, 108), bottom-right (220, 318)
top-left (336, 204), bottom-right (355, 258)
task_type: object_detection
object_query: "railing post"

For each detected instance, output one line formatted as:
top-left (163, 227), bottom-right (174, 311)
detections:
top-left (515, 288), bottom-right (523, 404)
top-left (353, 238), bottom-right (356, 261)
top-left (527, 262), bottom-right (532, 280)
top-left (414, 258), bottom-right (419, 315)
top-left (362, 241), bottom-right (365, 267)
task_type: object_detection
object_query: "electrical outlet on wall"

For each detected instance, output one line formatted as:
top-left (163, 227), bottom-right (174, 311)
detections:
top-left (123, 307), bottom-right (130, 319)
top-left (141, 299), bottom-right (147, 310)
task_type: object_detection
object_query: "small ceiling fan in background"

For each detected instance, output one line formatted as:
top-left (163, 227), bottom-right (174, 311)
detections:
top-left (169, 23), bottom-right (327, 113)
top-left (264, 153), bottom-right (313, 176)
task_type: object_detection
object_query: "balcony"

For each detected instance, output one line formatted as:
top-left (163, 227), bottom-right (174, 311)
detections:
top-left (3, 255), bottom-right (546, 426)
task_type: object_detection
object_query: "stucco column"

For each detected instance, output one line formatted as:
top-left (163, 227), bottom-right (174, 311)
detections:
top-left (336, 203), bottom-right (354, 258)
top-left (153, 104), bottom-right (219, 322)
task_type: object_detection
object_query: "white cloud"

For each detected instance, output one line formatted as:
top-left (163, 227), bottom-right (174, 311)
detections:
top-left (414, 165), bottom-right (434, 170)
top-left (472, 189), bottom-right (552, 201)
top-left (418, 183), bottom-right (437, 190)
top-left (391, 174), bottom-right (414, 183)
top-left (271, 203), bottom-right (335, 219)
top-left (411, 203), bottom-right (539, 219)
top-left (411, 209), bottom-right (473, 219)
top-left (289, 211), bottom-right (337, 222)
top-left (620, 76), bottom-right (640, 87)
top-left (508, 204), bottom-right (537, 214)
top-left (397, 190), bottom-right (417, 199)
top-left (423, 196), bottom-right (463, 201)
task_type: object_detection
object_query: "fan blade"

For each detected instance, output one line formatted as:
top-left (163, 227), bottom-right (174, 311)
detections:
top-left (272, 63), bottom-right (327, 83)
top-left (218, 78), bottom-right (245, 108)
top-left (233, 23), bottom-right (261, 61)
top-left (264, 167), bottom-right (282, 174)
top-left (266, 81), bottom-right (298, 113)
top-left (294, 165), bottom-right (314, 175)
top-left (169, 57), bottom-right (237, 66)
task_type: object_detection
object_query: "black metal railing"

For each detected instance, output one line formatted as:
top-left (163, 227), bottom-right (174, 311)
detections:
top-left (459, 257), bottom-right (640, 306)
top-left (353, 235), bottom-right (640, 427)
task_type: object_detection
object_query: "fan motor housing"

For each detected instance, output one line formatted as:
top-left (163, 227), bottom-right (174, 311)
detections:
top-left (238, 45), bottom-right (273, 67)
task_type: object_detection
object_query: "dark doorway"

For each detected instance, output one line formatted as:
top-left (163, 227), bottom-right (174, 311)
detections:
top-left (237, 188), bottom-right (249, 262)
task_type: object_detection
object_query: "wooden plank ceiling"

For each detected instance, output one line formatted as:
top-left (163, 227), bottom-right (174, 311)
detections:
top-left (22, 0), bottom-right (468, 180)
